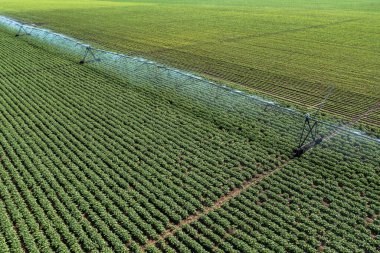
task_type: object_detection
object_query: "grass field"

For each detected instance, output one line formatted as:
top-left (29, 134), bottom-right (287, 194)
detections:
top-left (0, 15), bottom-right (380, 252)
top-left (1, 0), bottom-right (379, 133)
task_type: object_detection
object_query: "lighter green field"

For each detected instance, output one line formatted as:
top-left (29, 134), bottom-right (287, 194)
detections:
top-left (1, 0), bottom-right (380, 131)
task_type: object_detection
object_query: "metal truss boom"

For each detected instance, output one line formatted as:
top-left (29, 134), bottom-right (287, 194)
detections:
top-left (79, 46), bottom-right (101, 64)
top-left (15, 24), bottom-right (30, 37)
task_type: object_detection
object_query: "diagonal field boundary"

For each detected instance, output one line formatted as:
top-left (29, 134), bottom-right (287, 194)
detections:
top-left (141, 102), bottom-right (380, 250)
top-left (141, 158), bottom-right (292, 250)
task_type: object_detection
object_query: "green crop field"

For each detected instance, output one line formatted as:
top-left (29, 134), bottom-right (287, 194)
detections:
top-left (1, 0), bottom-right (379, 134)
top-left (0, 11), bottom-right (380, 252)
top-left (0, 1), bottom-right (379, 252)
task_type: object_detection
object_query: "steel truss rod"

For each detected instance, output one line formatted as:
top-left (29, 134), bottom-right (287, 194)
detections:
top-left (3, 15), bottom-right (379, 147)
top-left (297, 114), bottom-right (317, 148)
top-left (297, 86), bottom-right (334, 148)
top-left (324, 101), bottom-right (380, 142)
top-left (79, 46), bottom-right (101, 64)
top-left (15, 24), bottom-right (30, 37)
top-left (294, 100), bottom-right (380, 158)
top-left (294, 86), bottom-right (334, 157)
top-left (312, 86), bottom-right (334, 118)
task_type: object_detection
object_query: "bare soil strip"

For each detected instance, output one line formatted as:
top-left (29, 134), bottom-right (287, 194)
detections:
top-left (141, 101), bottom-right (380, 251)
top-left (141, 159), bottom-right (291, 250)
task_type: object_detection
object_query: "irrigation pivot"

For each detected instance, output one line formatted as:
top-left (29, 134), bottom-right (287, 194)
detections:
top-left (293, 86), bottom-right (334, 157)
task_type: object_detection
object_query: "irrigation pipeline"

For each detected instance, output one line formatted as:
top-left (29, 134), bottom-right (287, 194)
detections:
top-left (0, 15), bottom-right (379, 145)
top-left (324, 102), bottom-right (380, 142)
top-left (293, 101), bottom-right (380, 157)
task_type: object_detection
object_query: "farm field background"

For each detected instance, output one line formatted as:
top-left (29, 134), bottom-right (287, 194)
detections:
top-left (0, 0), bottom-right (379, 135)
top-left (0, 13), bottom-right (380, 253)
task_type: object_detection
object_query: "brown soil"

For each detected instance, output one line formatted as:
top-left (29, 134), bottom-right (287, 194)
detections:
top-left (141, 159), bottom-right (291, 250)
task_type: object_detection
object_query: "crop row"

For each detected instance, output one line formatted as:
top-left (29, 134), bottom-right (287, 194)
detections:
top-left (1, 25), bottom-right (378, 253)
top-left (149, 134), bottom-right (380, 252)
top-left (139, 19), bottom-right (380, 130)
top-left (0, 28), bottom-right (304, 252)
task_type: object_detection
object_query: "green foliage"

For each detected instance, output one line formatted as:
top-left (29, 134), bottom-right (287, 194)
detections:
top-left (1, 0), bottom-right (379, 132)
top-left (156, 135), bottom-right (380, 252)
top-left (0, 2), bottom-right (379, 252)
top-left (0, 26), bottom-right (298, 252)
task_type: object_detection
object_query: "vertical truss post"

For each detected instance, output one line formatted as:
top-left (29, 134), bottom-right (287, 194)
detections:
top-left (15, 24), bottom-right (30, 37)
top-left (297, 114), bottom-right (318, 148)
top-left (293, 86), bottom-right (334, 157)
top-left (79, 46), bottom-right (101, 64)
